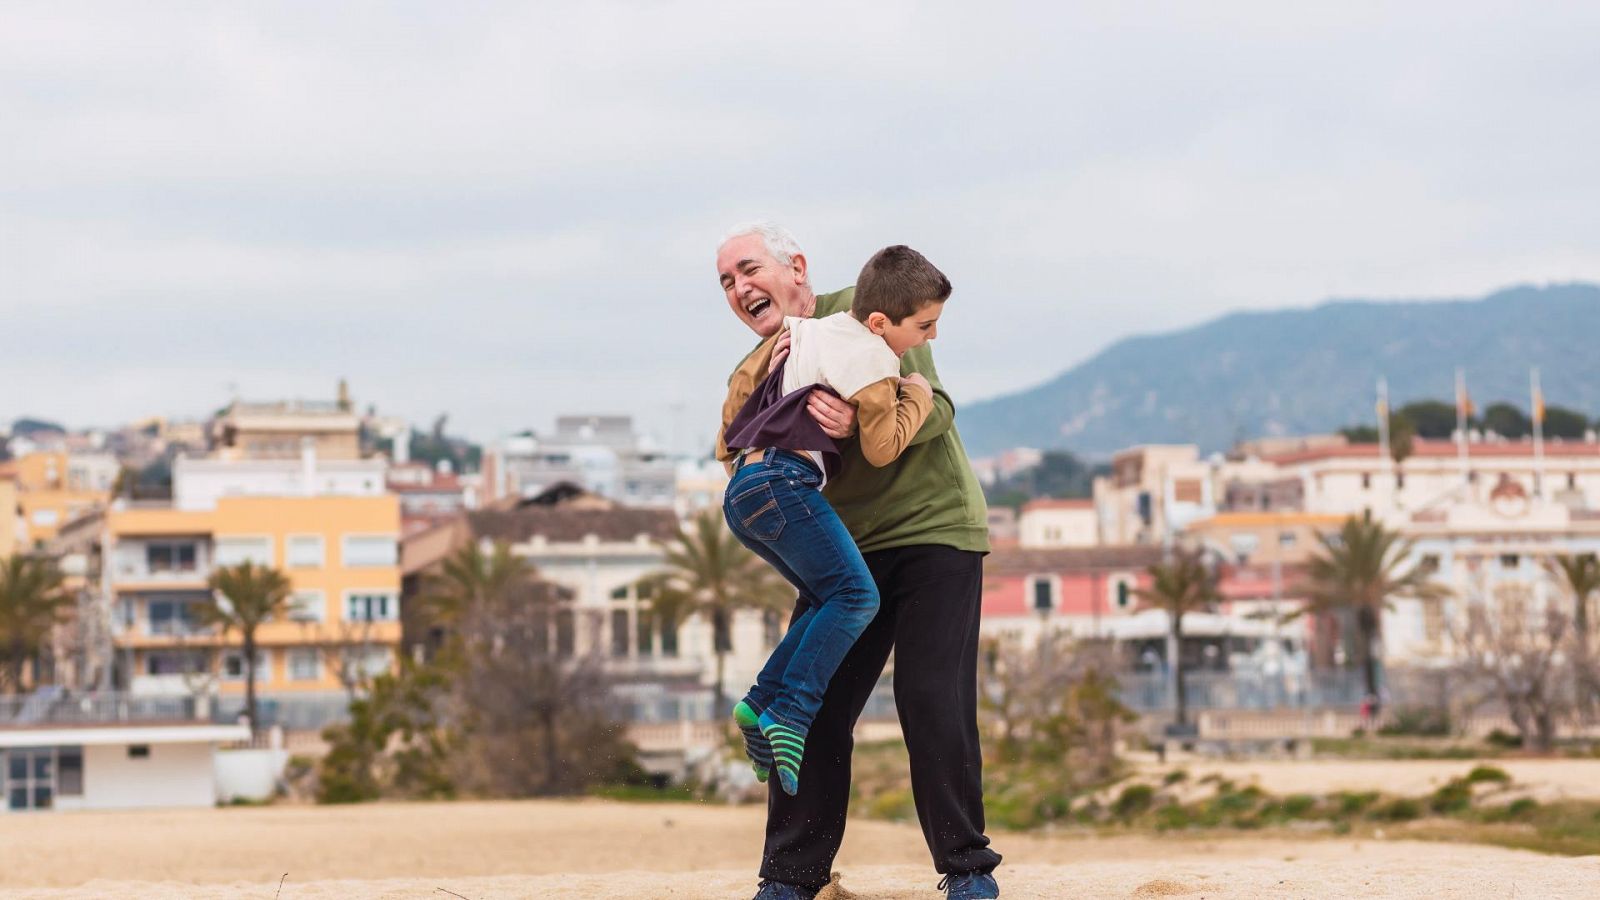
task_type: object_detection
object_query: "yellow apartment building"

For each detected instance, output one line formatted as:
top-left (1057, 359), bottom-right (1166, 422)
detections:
top-left (107, 493), bottom-right (401, 707)
top-left (0, 478), bottom-right (17, 560)
top-left (7, 451), bottom-right (115, 548)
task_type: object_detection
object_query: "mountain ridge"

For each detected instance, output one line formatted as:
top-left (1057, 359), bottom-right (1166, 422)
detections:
top-left (958, 282), bottom-right (1600, 458)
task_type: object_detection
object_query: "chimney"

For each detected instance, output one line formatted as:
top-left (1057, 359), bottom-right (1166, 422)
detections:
top-left (394, 427), bottom-right (410, 465)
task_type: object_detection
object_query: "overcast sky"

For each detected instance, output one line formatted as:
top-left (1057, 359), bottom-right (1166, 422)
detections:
top-left (4, 1), bottom-right (1599, 453)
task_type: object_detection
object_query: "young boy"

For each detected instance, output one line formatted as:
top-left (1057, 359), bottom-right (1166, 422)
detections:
top-left (717, 244), bottom-right (949, 795)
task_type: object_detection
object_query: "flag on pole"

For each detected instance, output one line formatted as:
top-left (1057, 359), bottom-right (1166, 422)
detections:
top-left (1376, 377), bottom-right (1391, 465)
top-left (1455, 368), bottom-right (1472, 484)
top-left (1532, 368), bottom-right (1546, 497)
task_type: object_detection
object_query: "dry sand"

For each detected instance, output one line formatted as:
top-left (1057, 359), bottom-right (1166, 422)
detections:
top-left (2, 798), bottom-right (1597, 899)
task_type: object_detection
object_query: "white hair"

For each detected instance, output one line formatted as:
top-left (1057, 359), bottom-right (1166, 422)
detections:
top-left (721, 221), bottom-right (809, 285)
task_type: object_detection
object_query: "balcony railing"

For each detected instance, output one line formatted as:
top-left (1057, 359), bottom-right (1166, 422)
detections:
top-left (113, 565), bottom-right (211, 585)
top-left (0, 690), bottom-right (200, 727)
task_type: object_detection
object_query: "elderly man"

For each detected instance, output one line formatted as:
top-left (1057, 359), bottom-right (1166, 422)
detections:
top-left (715, 223), bottom-right (1003, 900)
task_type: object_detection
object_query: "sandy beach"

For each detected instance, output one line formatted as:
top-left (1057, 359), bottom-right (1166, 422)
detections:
top-left (3, 798), bottom-right (1598, 899)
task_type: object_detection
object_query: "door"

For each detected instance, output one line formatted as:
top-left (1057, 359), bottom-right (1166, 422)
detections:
top-left (4, 748), bottom-right (55, 811)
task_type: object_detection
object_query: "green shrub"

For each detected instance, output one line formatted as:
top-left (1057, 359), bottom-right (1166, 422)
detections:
top-left (1429, 779), bottom-right (1473, 814)
top-left (1486, 729), bottom-right (1522, 749)
top-left (1371, 798), bottom-right (1423, 822)
top-left (1335, 791), bottom-right (1380, 815)
top-left (1114, 784), bottom-right (1156, 818)
top-left (1466, 765), bottom-right (1512, 786)
top-left (1507, 797), bottom-right (1540, 818)
top-left (1378, 707), bottom-right (1452, 737)
top-left (1163, 769), bottom-right (1190, 785)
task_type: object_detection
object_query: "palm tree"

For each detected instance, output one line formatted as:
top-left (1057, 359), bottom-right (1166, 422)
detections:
top-left (0, 554), bottom-right (75, 693)
top-left (1297, 513), bottom-right (1447, 717)
top-left (201, 561), bottom-right (292, 735)
top-left (638, 509), bottom-right (793, 718)
top-left (420, 540), bottom-right (532, 638)
top-left (1546, 553), bottom-right (1600, 718)
top-left (1134, 550), bottom-right (1222, 730)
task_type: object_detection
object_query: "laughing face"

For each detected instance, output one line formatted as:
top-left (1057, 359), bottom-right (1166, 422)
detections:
top-left (716, 233), bottom-right (813, 338)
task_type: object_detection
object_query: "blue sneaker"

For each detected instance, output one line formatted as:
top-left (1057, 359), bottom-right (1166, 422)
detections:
top-left (939, 870), bottom-right (999, 899)
top-left (750, 879), bottom-right (817, 900)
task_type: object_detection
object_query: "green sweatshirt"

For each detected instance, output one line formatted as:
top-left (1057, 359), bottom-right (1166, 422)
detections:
top-left (730, 287), bottom-right (989, 555)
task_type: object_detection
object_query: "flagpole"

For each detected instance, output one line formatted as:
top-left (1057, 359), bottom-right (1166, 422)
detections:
top-left (1532, 367), bottom-right (1546, 498)
top-left (1456, 368), bottom-right (1471, 487)
top-left (1377, 377), bottom-right (1392, 473)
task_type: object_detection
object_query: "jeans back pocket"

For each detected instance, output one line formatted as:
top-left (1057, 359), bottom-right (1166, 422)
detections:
top-left (728, 481), bottom-right (786, 542)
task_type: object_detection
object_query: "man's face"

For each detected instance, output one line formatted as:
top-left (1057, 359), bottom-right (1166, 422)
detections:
top-left (716, 233), bottom-right (810, 338)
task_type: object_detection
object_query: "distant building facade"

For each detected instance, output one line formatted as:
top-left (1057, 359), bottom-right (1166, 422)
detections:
top-left (498, 416), bottom-right (676, 508)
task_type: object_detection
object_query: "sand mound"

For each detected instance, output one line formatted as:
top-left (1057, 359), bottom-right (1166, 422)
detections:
top-left (1132, 878), bottom-right (1206, 897)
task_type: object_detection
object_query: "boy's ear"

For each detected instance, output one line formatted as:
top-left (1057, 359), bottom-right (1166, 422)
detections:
top-left (788, 252), bottom-right (808, 286)
top-left (864, 311), bottom-right (890, 335)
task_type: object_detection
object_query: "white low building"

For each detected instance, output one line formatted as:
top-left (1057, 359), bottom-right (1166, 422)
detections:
top-left (2, 697), bottom-right (248, 813)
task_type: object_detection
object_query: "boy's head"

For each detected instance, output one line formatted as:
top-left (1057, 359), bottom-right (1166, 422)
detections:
top-left (851, 245), bottom-right (950, 357)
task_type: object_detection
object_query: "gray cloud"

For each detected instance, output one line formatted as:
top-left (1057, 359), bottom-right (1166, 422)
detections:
top-left (4, 1), bottom-right (1599, 452)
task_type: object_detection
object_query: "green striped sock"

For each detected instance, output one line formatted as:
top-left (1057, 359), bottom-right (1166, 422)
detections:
top-left (732, 700), bottom-right (771, 782)
top-left (757, 710), bottom-right (806, 796)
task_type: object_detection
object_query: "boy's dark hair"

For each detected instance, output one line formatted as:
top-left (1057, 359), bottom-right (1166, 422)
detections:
top-left (851, 245), bottom-right (951, 323)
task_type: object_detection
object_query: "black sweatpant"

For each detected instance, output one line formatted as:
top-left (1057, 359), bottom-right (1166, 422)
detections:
top-left (758, 543), bottom-right (1002, 890)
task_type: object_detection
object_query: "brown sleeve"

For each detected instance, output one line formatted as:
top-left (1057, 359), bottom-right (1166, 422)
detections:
top-left (715, 335), bottom-right (780, 464)
top-left (848, 377), bottom-right (934, 467)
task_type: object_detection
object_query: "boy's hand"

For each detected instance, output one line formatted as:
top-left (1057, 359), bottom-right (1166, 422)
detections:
top-left (807, 390), bottom-right (857, 438)
top-left (771, 329), bottom-right (792, 367)
top-left (900, 373), bottom-right (932, 397)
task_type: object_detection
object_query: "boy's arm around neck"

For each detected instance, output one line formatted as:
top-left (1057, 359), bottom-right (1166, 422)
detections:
top-left (899, 342), bottom-right (954, 445)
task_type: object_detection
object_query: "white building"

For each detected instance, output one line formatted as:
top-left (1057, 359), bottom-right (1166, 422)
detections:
top-left (173, 446), bottom-right (387, 511)
top-left (498, 416), bottom-right (677, 509)
top-left (1018, 499), bottom-right (1099, 547)
top-left (1, 696), bottom-right (248, 813)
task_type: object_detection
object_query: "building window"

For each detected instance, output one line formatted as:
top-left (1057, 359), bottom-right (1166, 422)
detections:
top-left (1569, 472), bottom-right (1579, 489)
top-left (1028, 575), bottom-right (1057, 613)
top-left (144, 649), bottom-right (208, 676)
top-left (556, 610), bottom-right (576, 658)
top-left (340, 646), bottom-right (391, 680)
top-left (636, 612), bottom-right (655, 657)
top-left (286, 536), bottom-right (326, 568)
top-left (146, 543), bottom-right (198, 573)
top-left (611, 609), bottom-right (630, 657)
top-left (660, 618), bottom-right (679, 657)
top-left (31, 509), bottom-right (60, 527)
top-left (342, 536), bottom-right (397, 568)
top-left (1361, 474), bottom-right (1371, 490)
top-left (127, 745), bottom-right (150, 759)
top-left (1500, 554), bottom-right (1521, 570)
top-left (214, 536), bottom-right (273, 568)
top-left (287, 648), bottom-right (322, 681)
top-left (1419, 554), bottom-right (1441, 574)
top-left (1115, 580), bottom-right (1133, 610)
top-left (1422, 598), bottom-right (1445, 642)
top-left (1278, 531), bottom-right (1297, 548)
top-left (221, 649), bottom-right (271, 682)
top-left (610, 585), bottom-right (629, 600)
top-left (57, 748), bottom-right (83, 797)
top-left (1396, 472), bottom-right (1406, 489)
top-left (287, 591), bottom-right (325, 622)
top-left (147, 599), bottom-right (205, 636)
top-left (345, 592), bottom-right (397, 622)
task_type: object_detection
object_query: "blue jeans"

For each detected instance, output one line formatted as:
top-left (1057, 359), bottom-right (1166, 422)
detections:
top-left (724, 450), bottom-right (880, 735)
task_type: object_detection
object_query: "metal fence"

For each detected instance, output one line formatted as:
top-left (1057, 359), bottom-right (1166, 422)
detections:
top-left (1117, 670), bottom-right (1370, 713)
top-left (0, 690), bottom-right (197, 726)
